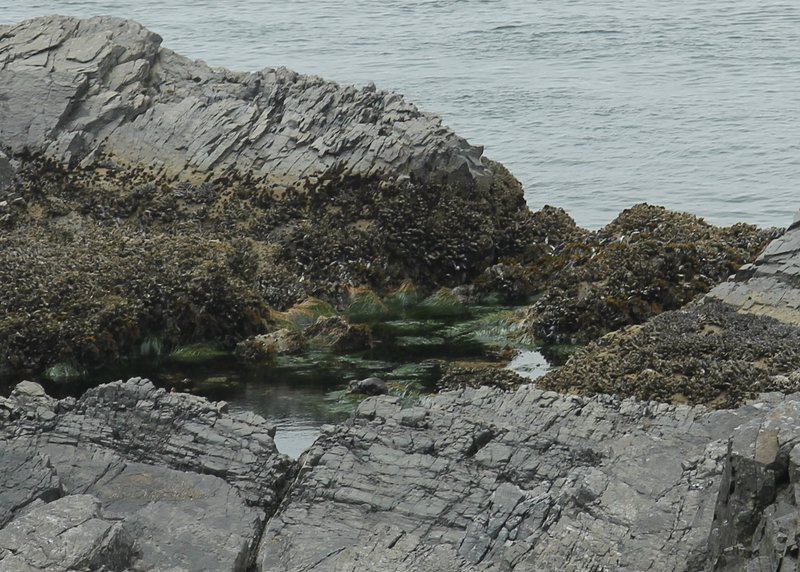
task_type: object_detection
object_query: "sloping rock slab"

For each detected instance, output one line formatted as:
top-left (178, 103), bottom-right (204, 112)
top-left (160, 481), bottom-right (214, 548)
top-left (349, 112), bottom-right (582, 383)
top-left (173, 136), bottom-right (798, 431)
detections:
top-left (40, 443), bottom-right (262, 572)
top-left (0, 446), bottom-right (61, 528)
top-left (2, 377), bottom-right (295, 510)
top-left (0, 494), bottom-right (136, 572)
top-left (258, 385), bottom-right (790, 571)
top-left (0, 15), bottom-right (487, 184)
top-left (0, 378), bottom-right (294, 572)
top-left (709, 211), bottom-right (800, 325)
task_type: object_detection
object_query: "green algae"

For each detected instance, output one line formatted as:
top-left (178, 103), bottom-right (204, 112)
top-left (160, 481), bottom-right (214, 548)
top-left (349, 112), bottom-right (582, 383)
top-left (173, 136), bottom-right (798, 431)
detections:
top-left (169, 344), bottom-right (229, 363)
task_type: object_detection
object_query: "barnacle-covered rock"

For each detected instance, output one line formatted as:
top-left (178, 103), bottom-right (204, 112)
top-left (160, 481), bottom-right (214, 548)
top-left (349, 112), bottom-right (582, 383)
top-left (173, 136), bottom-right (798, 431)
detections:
top-left (0, 16), bottom-right (532, 371)
top-left (539, 299), bottom-right (800, 408)
top-left (518, 204), bottom-right (780, 344)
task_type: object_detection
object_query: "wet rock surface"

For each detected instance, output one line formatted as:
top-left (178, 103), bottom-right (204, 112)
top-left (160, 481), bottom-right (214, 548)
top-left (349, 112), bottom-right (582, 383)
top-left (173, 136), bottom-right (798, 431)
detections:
top-left (0, 494), bottom-right (137, 572)
top-left (257, 385), bottom-right (800, 571)
top-left (0, 378), bottom-right (294, 572)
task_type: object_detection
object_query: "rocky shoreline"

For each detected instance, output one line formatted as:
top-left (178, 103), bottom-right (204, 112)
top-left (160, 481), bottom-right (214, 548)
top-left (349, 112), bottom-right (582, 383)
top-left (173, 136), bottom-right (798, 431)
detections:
top-left (0, 15), bottom-right (780, 376)
top-left (4, 370), bottom-right (800, 571)
top-left (2, 13), bottom-right (800, 572)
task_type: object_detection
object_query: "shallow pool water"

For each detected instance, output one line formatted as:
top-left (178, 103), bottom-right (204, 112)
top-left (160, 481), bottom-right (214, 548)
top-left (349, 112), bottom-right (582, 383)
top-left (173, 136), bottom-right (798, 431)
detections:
top-left (0, 306), bottom-right (553, 458)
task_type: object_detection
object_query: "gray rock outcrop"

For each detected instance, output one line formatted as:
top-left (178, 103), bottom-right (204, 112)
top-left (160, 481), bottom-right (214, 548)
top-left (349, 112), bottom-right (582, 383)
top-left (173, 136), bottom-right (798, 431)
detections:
top-left (4, 378), bottom-right (800, 570)
top-left (0, 15), bottom-right (488, 185)
top-left (708, 210), bottom-right (800, 324)
top-left (257, 385), bottom-right (800, 571)
top-left (0, 15), bottom-right (533, 373)
top-left (0, 378), bottom-right (294, 572)
top-left (0, 495), bottom-right (137, 572)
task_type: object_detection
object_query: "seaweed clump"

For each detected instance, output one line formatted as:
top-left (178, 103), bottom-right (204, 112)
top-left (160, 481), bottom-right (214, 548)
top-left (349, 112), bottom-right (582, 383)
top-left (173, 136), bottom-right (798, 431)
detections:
top-left (538, 300), bottom-right (800, 408)
top-left (486, 204), bottom-right (781, 345)
top-left (0, 152), bottom-right (530, 371)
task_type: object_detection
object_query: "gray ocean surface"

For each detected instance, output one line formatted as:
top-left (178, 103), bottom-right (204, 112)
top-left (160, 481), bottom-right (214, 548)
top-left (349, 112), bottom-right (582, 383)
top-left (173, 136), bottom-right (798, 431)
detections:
top-left (3, 1), bottom-right (799, 229)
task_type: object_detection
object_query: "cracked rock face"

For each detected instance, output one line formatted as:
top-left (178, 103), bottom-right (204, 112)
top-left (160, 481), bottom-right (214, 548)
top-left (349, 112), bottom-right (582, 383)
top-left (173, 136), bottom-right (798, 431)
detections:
top-left (256, 385), bottom-right (800, 571)
top-left (4, 380), bottom-right (800, 570)
top-left (0, 378), bottom-right (294, 572)
top-left (0, 494), bottom-right (137, 572)
top-left (0, 15), bottom-right (488, 185)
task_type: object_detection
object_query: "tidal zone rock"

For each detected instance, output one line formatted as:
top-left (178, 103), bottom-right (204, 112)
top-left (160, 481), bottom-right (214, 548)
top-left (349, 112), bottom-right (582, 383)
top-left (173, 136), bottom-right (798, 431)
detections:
top-left (0, 378), bottom-right (295, 572)
top-left (256, 385), bottom-right (800, 571)
top-left (539, 212), bottom-right (800, 409)
top-left (0, 15), bottom-right (532, 373)
top-left (514, 204), bottom-right (780, 345)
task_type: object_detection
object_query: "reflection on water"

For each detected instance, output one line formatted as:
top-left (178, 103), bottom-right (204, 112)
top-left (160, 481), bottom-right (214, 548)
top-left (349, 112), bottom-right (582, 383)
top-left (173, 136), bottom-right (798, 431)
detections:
top-left (269, 420), bottom-right (329, 460)
top-left (507, 350), bottom-right (552, 380)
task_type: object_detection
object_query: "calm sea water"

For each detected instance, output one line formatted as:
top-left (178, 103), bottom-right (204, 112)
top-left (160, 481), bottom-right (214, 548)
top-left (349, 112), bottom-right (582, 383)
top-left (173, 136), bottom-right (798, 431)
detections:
top-left (3, 2), bottom-right (798, 228)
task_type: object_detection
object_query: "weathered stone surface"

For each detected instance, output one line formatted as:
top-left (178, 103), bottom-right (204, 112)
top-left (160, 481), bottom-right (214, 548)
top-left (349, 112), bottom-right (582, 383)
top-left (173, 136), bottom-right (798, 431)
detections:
top-left (709, 210), bottom-right (800, 325)
top-left (37, 444), bottom-right (263, 572)
top-left (705, 396), bottom-right (800, 570)
top-left (0, 494), bottom-right (137, 572)
top-left (0, 447), bottom-right (61, 528)
top-left (0, 15), bottom-right (488, 185)
top-left (2, 378), bottom-right (294, 509)
top-left (0, 16), bottom-right (532, 373)
top-left (257, 385), bottom-right (800, 571)
top-left (0, 378), bottom-right (294, 572)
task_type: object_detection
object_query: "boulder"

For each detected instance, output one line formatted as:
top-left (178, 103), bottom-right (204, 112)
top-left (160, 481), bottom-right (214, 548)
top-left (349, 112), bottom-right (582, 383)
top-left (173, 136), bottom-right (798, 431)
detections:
top-left (236, 328), bottom-right (306, 361)
top-left (0, 377), bottom-right (295, 572)
top-left (348, 377), bottom-right (388, 396)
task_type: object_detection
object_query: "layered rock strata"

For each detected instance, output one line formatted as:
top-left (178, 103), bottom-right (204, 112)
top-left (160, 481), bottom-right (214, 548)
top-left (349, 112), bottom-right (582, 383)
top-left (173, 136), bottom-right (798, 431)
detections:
top-left (709, 211), bottom-right (800, 325)
top-left (258, 385), bottom-right (800, 571)
top-left (0, 15), bottom-right (533, 372)
top-left (5, 379), bottom-right (800, 571)
top-left (0, 15), bottom-right (487, 184)
top-left (0, 378), bottom-right (294, 571)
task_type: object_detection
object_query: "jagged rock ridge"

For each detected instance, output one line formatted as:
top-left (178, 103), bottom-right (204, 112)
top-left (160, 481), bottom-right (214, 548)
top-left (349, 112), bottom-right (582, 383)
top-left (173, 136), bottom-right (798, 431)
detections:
top-left (0, 15), bottom-right (488, 184)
